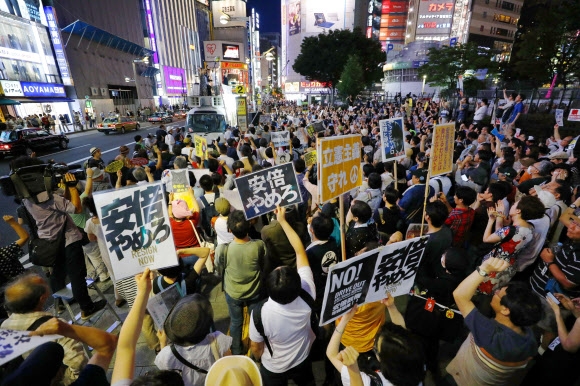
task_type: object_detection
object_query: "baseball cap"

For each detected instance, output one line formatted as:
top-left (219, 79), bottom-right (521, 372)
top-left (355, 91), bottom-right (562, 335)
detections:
top-left (90, 147), bottom-right (100, 156)
top-left (215, 197), bottom-right (231, 216)
top-left (411, 169), bottom-right (428, 182)
top-left (497, 166), bottom-right (517, 181)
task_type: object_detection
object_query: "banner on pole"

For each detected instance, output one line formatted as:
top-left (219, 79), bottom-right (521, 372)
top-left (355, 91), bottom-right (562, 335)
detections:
top-left (271, 131), bottom-right (290, 147)
top-left (317, 134), bottom-right (362, 203)
top-left (93, 182), bottom-right (178, 280)
top-left (430, 123), bottom-right (455, 177)
top-left (379, 118), bottom-right (406, 162)
top-left (234, 163), bottom-right (303, 220)
top-left (194, 135), bottom-right (207, 158)
top-left (319, 237), bottom-right (428, 325)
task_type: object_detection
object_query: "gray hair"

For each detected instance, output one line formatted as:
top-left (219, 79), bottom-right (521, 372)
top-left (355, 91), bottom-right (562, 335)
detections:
top-left (132, 167), bottom-right (147, 181)
top-left (174, 156), bottom-right (188, 169)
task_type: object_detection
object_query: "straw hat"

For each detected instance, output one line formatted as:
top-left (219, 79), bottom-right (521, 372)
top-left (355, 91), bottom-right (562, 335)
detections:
top-left (205, 356), bottom-right (262, 386)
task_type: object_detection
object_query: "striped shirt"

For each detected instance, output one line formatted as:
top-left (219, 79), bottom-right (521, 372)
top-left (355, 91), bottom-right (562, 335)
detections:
top-left (530, 242), bottom-right (580, 298)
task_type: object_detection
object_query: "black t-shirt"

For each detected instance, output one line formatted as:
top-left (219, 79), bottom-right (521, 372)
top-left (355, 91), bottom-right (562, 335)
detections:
top-left (517, 176), bottom-right (550, 194)
top-left (418, 226), bottom-right (453, 279)
top-left (306, 239), bottom-right (340, 304)
top-left (373, 207), bottom-right (402, 235)
top-left (152, 271), bottom-right (199, 295)
top-left (87, 157), bottom-right (105, 169)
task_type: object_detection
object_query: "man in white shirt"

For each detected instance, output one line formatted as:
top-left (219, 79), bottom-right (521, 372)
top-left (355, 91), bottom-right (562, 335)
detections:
top-left (250, 207), bottom-right (316, 386)
top-left (472, 98), bottom-right (489, 124)
top-left (165, 127), bottom-right (176, 153)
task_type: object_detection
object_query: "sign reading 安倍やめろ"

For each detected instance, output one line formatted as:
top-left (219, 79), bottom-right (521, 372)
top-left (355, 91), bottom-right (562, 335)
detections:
top-left (319, 236), bottom-right (428, 325)
top-left (235, 163), bottom-right (303, 220)
top-left (93, 181), bottom-right (178, 280)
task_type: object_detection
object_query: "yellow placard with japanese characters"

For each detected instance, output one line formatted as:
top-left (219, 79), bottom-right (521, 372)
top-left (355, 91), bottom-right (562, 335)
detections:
top-left (194, 135), bottom-right (207, 158)
top-left (317, 135), bottom-right (362, 203)
top-left (304, 151), bottom-right (317, 167)
top-left (430, 123), bottom-right (455, 177)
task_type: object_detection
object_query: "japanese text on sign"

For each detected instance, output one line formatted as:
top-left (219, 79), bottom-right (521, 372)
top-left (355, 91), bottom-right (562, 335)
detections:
top-left (234, 163), bottom-right (302, 220)
top-left (319, 237), bottom-right (428, 325)
top-left (93, 182), bottom-right (178, 279)
top-left (0, 329), bottom-right (61, 366)
top-left (430, 123), bottom-right (455, 177)
top-left (271, 131), bottom-right (290, 147)
top-left (194, 135), bottom-right (207, 158)
top-left (317, 135), bottom-right (362, 202)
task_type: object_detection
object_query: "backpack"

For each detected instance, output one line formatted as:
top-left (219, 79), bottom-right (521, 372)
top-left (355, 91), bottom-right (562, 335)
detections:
top-left (252, 289), bottom-right (321, 356)
top-left (199, 192), bottom-right (220, 239)
top-left (0, 315), bottom-right (54, 379)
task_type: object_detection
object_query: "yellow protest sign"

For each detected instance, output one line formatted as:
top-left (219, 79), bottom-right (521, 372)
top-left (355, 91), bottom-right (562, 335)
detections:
top-left (194, 135), bottom-right (207, 158)
top-left (317, 135), bottom-right (362, 203)
top-left (430, 123), bottom-right (455, 177)
top-left (304, 151), bottom-right (317, 167)
top-left (237, 97), bottom-right (247, 131)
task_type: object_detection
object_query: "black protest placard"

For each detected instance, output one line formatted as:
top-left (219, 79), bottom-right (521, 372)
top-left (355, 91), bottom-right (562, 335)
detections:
top-left (319, 236), bottom-right (429, 325)
top-left (234, 163), bottom-right (303, 220)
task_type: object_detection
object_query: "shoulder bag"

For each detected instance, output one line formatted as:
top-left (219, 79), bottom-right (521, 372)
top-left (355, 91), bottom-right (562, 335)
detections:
top-left (29, 208), bottom-right (70, 267)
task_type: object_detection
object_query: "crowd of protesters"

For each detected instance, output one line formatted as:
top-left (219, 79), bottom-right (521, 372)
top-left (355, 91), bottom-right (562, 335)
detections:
top-left (1, 92), bottom-right (580, 386)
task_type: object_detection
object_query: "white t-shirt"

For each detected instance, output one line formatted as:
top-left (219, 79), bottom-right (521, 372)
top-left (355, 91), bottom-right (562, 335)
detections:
top-left (215, 216), bottom-right (234, 245)
top-left (197, 192), bottom-right (216, 210)
top-left (249, 266), bottom-right (316, 373)
top-left (340, 366), bottom-right (394, 386)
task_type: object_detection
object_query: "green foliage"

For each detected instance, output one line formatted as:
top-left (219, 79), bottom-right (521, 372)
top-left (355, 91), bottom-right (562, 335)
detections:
top-left (513, 0), bottom-right (580, 89)
top-left (418, 43), bottom-right (499, 92)
top-left (293, 27), bottom-right (384, 90)
top-left (337, 55), bottom-right (365, 99)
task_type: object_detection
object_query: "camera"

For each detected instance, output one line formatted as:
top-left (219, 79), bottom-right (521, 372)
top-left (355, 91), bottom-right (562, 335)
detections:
top-left (0, 162), bottom-right (84, 203)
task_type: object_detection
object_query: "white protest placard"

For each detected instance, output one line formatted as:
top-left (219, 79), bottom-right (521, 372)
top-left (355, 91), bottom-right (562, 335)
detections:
top-left (569, 109), bottom-right (580, 122)
top-left (0, 329), bottom-right (61, 366)
top-left (191, 168), bottom-right (212, 186)
top-left (147, 283), bottom-right (183, 330)
top-left (223, 189), bottom-right (243, 210)
top-left (271, 130), bottom-right (290, 147)
top-left (379, 118), bottom-right (406, 162)
top-left (93, 181), bottom-right (178, 280)
top-left (319, 236), bottom-right (428, 325)
top-left (556, 109), bottom-right (565, 126)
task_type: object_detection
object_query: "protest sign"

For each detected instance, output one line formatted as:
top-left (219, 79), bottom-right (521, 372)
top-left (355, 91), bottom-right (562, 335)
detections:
top-left (556, 109), bottom-right (565, 126)
top-left (234, 163), bottom-right (302, 220)
top-left (379, 118), bottom-right (406, 162)
top-left (276, 152), bottom-right (292, 164)
top-left (147, 283), bottom-right (183, 330)
top-left (170, 169), bottom-right (195, 210)
top-left (304, 151), bottom-right (317, 167)
top-left (223, 189), bottom-right (243, 210)
top-left (259, 114), bottom-right (272, 124)
top-left (569, 109), bottom-right (580, 122)
top-left (271, 131), bottom-right (290, 147)
top-left (430, 123), bottom-right (455, 177)
top-left (194, 135), bottom-right (207, 158)
top-left (93, 182), bottom-right (178, 280)
top-left (317, 134), bottom-right (362, 203)
top-left (319, 236), bottom-right (428, 325)
top-left (191, 168), bottom-right (211, 186)
top-left (0, 329), bottom-right (61, 366)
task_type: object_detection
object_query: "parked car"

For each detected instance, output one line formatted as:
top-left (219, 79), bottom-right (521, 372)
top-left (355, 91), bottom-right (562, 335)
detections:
top-left (97, 117), bottom-right (140, 135)
top-left (173, 110), bottom-right (187, 119)
top-left (147, 112), bottom-right (172, 123)
top-left (0, 128), bottom-right (69, 159)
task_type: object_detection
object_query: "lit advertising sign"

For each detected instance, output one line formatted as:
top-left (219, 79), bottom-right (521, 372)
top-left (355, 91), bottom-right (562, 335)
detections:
top-left (379, 1), bottom-right (407, 43)
top-left (204, 40), bottom-right (245, 62)
top-left (144, 0), bottom-right (159, 63)
top-left (0, 80), bottom-right (24, 96)
top-left (304, 0), bottom-right (346, 33)
top-left (381, 15), bottom-right (406, 27)
top-left (379, 29), bottom-right (405, 40)
top-left (212, 0), bottom-right (248, 28)
top-left (382, 0), bottom-right (409, 13)
top-left (43, 6), bottom-right (73, 86)
top-left (416, 0), bottom-right (455, 36)
top-left (300, 81), bottom-right (328, 93)
top-left (0, 0), bottom-right (43, 23)
top-left (288, 0), bottom-right (301, 36)
top-left (162, 66), bottom-right (186, 95)
top-left (221, 62), bottom-right (247, 69)
top-left (21, 82), bottom-right (66, 97)
top-left (0, 46), bottom-right (42, 63)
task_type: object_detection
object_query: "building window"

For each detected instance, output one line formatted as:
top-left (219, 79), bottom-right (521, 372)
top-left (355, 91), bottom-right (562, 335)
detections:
top-left (496, 27), bottom-right (509, 36)
top-left (494, 14), bottom-right (512, 23)
top-left (483, 11), bottom-right (487, 18)
top-left (481, 25), bottom-right (485, 32)
top-left (501, 1), bottom-right (515, 11)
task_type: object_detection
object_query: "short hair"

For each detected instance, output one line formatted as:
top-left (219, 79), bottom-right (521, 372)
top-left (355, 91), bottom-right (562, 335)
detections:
top-left (207, 158), bottom-right (219, 172)
top-left (383, 187), bottom-right (399, 206)
top-left (4, 273), bottom-right (48, 314)
top-left (554, 181), bottom-right (572, 204)
top-left (362, 164), bottom-right (375, 177)
top-left (367, 173), bottom-right (381, 189)
top-left (132, 167), bottom-right (147, 182)
top-left (265, 147), bottom-right (274, 158)
top-left (240, 144), bottom-right (253, 157)
top-left (477, 150), bottom-right (493, 162)
top-left (311, 213), bottom-right (334, 240)
top-left (134, 135), bottom-right (142, 142)
top-left (259, 138), bottom-right (268, 148)
top-left (211, 172), bottom-right (223, 187)
top-left (425, 201), bottom-right (448, 228)
top-left (157, 260), bottom-right (184, 279)
top-left (291, 137), bottom-right (301, 148)
top-left (232, 160), bottom-right (245, 171)
top-left (377, 322), bottom-right (426, 386)
top-left (218, 144), bottom-right (227, 154)
top-left (488, 182), bottom-right (510, 202)
top-left (266, 266), bottom-right (301, 304)
top-left (500, 282), bottom-right (543, 327)
top-left (516, 195), bottom-right (546, 221)
top-left (294, 159), bottom-right (306, 173)
top-left (443, 247), bottom-right (468, 277)
top-left (199, 175), bottom-right (213, 192)
top-left (173, 156), bottom-right (187, 169)
top-left (455, 186), bottom-right (477, 206)
top-left (351, 201), bottom-right (372, 223)
top-left (227, 210), bottom-right (250, 239)
top-left (518, 93), bottom-right (526, 101)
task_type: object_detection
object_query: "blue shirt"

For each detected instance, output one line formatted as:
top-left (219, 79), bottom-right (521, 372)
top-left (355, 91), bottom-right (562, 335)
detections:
top-left (507, 102), bottom-right (523, 124)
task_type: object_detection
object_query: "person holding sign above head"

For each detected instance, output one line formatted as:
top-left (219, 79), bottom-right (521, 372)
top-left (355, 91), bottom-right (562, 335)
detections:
top-left (326, 295), bottom-right (426, 386)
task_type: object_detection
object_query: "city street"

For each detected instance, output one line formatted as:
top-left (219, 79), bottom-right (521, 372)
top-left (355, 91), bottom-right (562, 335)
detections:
top-left (0, 119), bottom-right (185, 262)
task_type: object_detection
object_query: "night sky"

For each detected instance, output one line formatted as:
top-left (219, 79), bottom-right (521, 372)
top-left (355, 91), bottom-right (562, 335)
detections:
top-left (247, 0), bottom-right (281, 33)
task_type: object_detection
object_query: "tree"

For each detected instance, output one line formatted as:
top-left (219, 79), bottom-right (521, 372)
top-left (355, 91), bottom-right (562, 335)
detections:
top-left (417, 43), bottom-right (499, 94)
top-left (512, 0), bottom-right (580, 90)
top-left (293, 27), bottom-right (384, 96)
top-left (337, 55), bottom-right (365, 100)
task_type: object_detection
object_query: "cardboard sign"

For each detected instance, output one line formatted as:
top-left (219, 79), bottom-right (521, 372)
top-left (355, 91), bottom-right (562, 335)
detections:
top-left (0, 329), bottom-right (61, 366)
top-left (259, 114), bottom-right (272, 124)
top-left (170, 169), bottom-right (195, 210)
top-left (556, 109), bottom-right (565, 126)
top-left (379, 118), bottom-right (406, 162)
top-left (304, 151), bottom-right (317, 167)
top-left (194, 135), bottom-right (207, 158)
top-left (271, 130), bottom-right (290, 147)
top-left (93, 182), bottom-right (178, 280)
top-left (568, 109), bottom-right (580, 122)
top-left (234, 163), bottom-right (303, 220)
top-left (430, 123), bottom-right (455, 177)
top-left (317, 134), bottom-right (362, 203)
top-left (319, 237), bottom-right (428, 325)
top-left (147, 283), bottom-right (183, 330)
